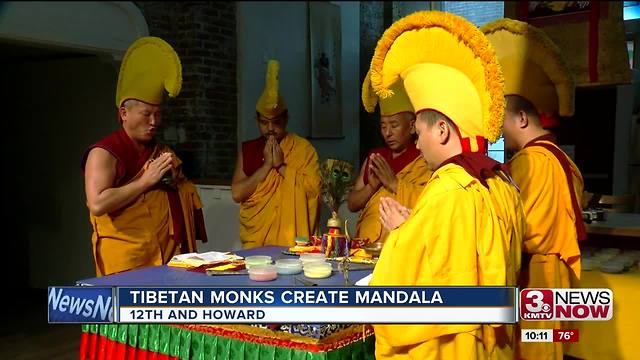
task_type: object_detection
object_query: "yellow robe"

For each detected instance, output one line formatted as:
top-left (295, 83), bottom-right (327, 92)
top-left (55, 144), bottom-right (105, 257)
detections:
top-left (510, 140), bottom-right (584, 360)
top-left (89, 145), bottom-right (203, 277)
top-left (356, 155), bottom-right (431, 244)
top-left (370, 163), bottom-right (525, 360)
top-left (239, 133), bottom-right (321, 248)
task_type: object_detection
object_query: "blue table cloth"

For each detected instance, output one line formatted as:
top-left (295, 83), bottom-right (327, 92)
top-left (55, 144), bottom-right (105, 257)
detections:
top-left (77, 245), bottom-right (376, 358)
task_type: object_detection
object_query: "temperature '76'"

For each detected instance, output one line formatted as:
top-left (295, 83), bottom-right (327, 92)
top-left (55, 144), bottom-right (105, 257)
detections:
top-left (553, 329), bottom-right (579, 342)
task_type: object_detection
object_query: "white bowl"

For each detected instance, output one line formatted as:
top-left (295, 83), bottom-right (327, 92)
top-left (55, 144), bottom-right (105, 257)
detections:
top-left (600, 261), bottom-right (625, 274)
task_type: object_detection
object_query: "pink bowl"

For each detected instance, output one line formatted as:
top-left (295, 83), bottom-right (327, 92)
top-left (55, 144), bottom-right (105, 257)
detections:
top-left (248, 265), bottom-right (278, 281)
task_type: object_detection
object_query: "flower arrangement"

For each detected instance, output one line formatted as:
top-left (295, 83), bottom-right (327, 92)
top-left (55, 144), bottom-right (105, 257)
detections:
top-left (320, 159), bottom-right (355, 222)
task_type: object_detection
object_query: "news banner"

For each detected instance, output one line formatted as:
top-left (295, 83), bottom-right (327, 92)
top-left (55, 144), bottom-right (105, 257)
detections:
top-left (49, 286), bottom-right (613, 342)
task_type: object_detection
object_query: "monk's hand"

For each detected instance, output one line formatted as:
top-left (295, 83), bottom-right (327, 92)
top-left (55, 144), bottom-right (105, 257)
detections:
top-left (390, 198), bottom-right (411, 220)
top-left (263, 137), bottom-right (274, 168)
top-left (370, 154), bottom-right (398, 193)
top-left (379, 197), bottom-right (410, 231)
top-left (272, 137), bottom-right (284, 168)
top-left (141, 152), bottom-right (173, 188)
top-left (366, 154), bottom-right (382, 190)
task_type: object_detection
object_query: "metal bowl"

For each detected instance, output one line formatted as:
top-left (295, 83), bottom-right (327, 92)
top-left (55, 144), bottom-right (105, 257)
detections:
top-left (363, 241), bottom-right (384, 258)
top-left (582, 209), bottom-right (606, 223)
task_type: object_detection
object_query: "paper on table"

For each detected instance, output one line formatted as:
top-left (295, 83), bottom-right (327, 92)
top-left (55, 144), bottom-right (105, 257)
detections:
top-left (168, 251), bottom-right (242, 268)
top-left (355, 273), bottom-right (373, 286)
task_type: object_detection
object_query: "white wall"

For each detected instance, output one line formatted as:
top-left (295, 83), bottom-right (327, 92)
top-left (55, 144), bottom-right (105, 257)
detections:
top-left (195, 185), bottom-right (242, 252)
top-left (237, 1), bottom-right (360, 166)
top-left (237, 1), bottom-right (361, 233)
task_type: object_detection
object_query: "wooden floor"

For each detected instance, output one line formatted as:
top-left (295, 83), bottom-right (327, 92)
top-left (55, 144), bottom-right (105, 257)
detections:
top-left (0, 289), bottom-right (80, 360)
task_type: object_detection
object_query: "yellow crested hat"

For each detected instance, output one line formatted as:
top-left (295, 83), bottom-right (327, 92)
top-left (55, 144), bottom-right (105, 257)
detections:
top-left (116, 37), bottom-right (182, 108)
top-left (362, 70), bottom-right (414, 116)
top-left (481, 19), bottom-right (575, 127)
top-left (370, 11), bottom-right (505, 153)
top-left (256, 60), bottom-right (287, 118)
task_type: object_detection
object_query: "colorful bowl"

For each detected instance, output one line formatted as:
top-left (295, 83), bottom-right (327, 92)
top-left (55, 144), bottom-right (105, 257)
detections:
top-left (295, 237), bottom-right (310, 246)
top-left (299, 253), bottom-right (326, 266)
top-left (248, 264), bottom-right (278, 281)
top-left (276, 259), bottom-right (303, 275)
top-left (304, 262), bottom-right (333, 279)
top-left (245, 255), bottom-right (272, 269)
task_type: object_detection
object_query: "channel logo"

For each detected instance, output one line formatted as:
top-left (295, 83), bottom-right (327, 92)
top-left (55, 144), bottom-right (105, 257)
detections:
top-left (520, 288), bottom-right (613, 321)
top-left (48, 286), bottom-right (114, 323)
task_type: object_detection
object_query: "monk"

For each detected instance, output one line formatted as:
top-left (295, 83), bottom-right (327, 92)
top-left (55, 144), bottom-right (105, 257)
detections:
top-left (504, 96), bottom-right (584, 360)
top-left (82, 37), bottom-right (207, 277)
top-left (483, 19), bottom-right (585, 360)
top-left (348, 72), bottom-right (431, 244)
top-left (231, 60), bottom-right (321, 248)
top-left (367, 11), bottom-right (526, 359)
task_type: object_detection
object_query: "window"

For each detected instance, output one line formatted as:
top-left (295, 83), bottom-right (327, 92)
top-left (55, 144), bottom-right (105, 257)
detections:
top-left (488, 137), bottom-right (505, 163)
top-left (441, 1), bottom-right (506, 162)
top-left (624, 1), bottom-right (640, 20)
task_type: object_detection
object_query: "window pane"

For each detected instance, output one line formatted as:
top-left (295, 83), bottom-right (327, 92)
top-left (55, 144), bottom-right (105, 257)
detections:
top-left (489, 136), bottom-right (504, 150)
top-left (487, 137), bottom-right (505, 163)
top-left (624, 2), bottom-right (640, 20)
top-left (488, 150), bottom-right (505, 163)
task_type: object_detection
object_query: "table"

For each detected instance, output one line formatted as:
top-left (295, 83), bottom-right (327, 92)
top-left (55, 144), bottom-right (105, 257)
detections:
top-left (78, 246), bottom-right (376, 360)
top-left (76, 246), bottom-right (371, 287)
top-left (564, 268), bottom-right (640, 360)
top-left (585, 213), bottom-right (640, 238)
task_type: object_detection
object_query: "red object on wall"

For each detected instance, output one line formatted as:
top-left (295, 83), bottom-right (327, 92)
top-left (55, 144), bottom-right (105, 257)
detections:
top-left (515, 1), bottom-right (608, 84)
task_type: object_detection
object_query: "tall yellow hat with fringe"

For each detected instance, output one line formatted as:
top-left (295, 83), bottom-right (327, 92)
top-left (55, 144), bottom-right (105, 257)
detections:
top-left (116, 37), bottom-right (182, 108)
top-left (256, 60), bottom-right (287, 118)
top-left (370, 11), bottom-right (505, 152)
top-left (481, 19), bottom-right (575, 127)
top-left (362, 70), bottom-right (414, 116)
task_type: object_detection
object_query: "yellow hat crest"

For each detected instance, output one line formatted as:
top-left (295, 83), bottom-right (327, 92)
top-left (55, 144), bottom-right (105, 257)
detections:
top-left (256, 60), bottom-right (287, 118)
top-left (370, 11), bottom-right (505, 150)
top-left (116, 37), bottom-right (182, 108)
top-left (362, 70), bottom-right (414, 116)
top-left (481, 19), bottom-right (575, 122)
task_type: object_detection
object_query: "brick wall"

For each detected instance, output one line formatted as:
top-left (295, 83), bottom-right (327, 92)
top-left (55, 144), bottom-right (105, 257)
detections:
top-left (133, 1), bottom-right (503, 179)
top-left (135, 1), bottom-right (237, 181)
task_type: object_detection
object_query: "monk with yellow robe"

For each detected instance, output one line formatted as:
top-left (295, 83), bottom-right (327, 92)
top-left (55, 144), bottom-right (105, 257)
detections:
top-left (347, 71), bottom-right (431, 244)
top-left (483, 19), bottom-right (586, 360)
top-left (366, 11), bottom-right (526, 359)
top-left (82, 37), bottom-right (208, 277)
top-left (231, 60), bottom-right (321, 249)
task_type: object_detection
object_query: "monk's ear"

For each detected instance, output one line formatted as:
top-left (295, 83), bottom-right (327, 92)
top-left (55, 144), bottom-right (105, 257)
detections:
top-left (119, 106), bottom-right (128, 123)
top-left (517, 110), bottom-right (529, 129)
top-left (436, 119), bottom-right (450, 145)
top-left (409, 118), bottom-right (416, 134)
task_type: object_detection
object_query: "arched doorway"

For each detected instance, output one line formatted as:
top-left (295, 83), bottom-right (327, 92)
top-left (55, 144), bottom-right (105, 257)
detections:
top-left (0, 1), bottom-right (148, 60)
